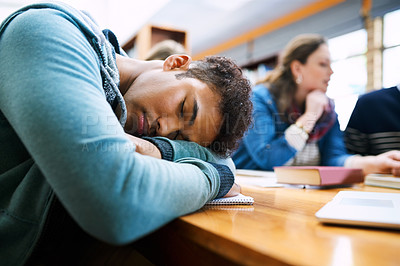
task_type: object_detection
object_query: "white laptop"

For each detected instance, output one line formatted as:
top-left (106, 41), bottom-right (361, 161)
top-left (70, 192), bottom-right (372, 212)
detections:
top-left (315, 191), bottom-right (400, 230)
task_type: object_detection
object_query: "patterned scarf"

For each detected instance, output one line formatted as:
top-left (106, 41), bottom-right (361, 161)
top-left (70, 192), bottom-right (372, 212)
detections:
top-left (285, 98), bottom-right (337, 142)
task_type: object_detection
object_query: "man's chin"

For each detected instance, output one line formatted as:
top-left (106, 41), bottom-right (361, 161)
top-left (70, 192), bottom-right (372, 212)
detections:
top-left (124, 127), bottom-right (141, 137)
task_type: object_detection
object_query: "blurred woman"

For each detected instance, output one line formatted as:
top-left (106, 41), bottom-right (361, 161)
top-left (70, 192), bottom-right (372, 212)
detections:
top-left (233, 33), bottom-right (400, 176)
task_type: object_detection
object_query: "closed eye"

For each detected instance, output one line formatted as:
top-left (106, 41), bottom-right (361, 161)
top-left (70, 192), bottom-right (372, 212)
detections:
top-left (180, 98), bottom-right (186, 118)
top-left (172, 130), bottom-right (190, 141)
top-left (173, 130), bottom-right (180, 140)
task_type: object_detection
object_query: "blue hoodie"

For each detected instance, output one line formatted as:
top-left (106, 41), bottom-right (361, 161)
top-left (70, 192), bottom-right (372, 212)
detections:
top-left (0, 2), bottom-right (234, 265)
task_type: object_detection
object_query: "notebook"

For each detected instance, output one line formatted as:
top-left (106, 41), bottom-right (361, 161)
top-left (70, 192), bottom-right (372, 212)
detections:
top-left (205, 193), bottom-right (254, 206)
top-left (315, 191), bottom-right (400, 230)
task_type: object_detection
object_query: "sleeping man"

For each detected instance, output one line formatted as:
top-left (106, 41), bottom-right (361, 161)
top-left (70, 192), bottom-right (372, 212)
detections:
top-left (0, 2), bottom-right (252, 265)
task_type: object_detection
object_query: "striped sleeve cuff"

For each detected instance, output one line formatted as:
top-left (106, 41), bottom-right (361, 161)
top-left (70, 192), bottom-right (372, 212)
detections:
top-left (209, 162), bottom-right (234, 198)
top-left (141, 137), bottom-right (174, 161)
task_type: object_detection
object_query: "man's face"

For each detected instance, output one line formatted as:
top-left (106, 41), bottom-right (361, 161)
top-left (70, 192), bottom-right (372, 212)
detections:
top-left (123, 69), bottom-right (222, 147)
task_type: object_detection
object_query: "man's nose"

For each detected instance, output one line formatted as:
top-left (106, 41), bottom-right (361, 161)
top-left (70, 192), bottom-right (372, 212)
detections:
top-left (157, 115), bottom-right (181, 137)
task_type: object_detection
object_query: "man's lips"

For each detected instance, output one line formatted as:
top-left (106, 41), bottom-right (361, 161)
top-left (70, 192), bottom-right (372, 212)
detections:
top-left (136, 114), bottom-right (149, 136)
top-left (136, 115), bottom-right (145, 135)
top-left (143, 115), bottom-right (149, 135)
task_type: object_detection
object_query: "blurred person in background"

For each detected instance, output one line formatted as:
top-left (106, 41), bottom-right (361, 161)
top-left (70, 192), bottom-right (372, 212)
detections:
top-left (144, 39), bottom-right (187, 60)
top-left (232, 33), bottom-right (400, 177)
top-left (345, 85), bottom-right (400, 156)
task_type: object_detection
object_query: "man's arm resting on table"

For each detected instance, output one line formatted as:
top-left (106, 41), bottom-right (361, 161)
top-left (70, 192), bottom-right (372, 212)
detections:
top-left (127, 134), bottom-right (238, 198)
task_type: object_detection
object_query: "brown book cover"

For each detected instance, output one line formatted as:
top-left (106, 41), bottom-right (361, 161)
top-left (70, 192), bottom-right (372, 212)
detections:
top-left (274, 166), bottom-right (364, 186)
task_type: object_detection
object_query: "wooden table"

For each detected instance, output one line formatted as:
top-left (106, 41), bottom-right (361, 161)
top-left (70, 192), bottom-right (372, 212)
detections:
top-left (133, 174), bottom-right (400, 266)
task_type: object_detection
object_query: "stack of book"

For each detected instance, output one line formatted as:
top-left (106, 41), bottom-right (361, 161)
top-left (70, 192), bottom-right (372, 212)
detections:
top-left (364, 174), bottom-right (400, 189)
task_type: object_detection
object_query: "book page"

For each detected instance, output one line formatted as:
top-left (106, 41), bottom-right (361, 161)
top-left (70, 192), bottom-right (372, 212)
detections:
top-left (205, 193), bottom-right (254, 206)
top-left (235, 170), bottom-right (283, 187)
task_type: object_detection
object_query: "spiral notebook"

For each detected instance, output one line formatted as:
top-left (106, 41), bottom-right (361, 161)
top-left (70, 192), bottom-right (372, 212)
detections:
top-left (205, 193), bottom-right (254, 206)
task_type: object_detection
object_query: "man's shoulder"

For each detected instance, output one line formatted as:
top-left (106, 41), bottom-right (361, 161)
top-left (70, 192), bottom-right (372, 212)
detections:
top-left (358, 86), bottom-right (399, 103)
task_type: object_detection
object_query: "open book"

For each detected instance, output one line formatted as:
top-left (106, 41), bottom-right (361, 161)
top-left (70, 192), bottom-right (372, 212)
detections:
top-left (205, 193), bottom-right (254, 206)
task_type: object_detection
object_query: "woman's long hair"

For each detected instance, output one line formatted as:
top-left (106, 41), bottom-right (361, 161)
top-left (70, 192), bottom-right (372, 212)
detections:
top-left (258, 34), bottom-right (326, 119)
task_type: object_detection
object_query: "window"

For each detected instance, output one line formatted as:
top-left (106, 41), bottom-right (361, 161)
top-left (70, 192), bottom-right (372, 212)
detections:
top-left (327, 30), bottom-right (367, 130)
top-left (382, 9), bottom-right (400, 88)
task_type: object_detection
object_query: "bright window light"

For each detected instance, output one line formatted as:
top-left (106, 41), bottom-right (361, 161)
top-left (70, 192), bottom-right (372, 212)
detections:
top-left (327, 30), bottom-right (367, 130)
top-left (383, 9), bottom-right (400, 88)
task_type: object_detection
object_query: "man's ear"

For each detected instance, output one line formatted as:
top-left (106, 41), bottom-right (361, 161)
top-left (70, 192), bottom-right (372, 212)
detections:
top-left (163, 54), bottom-right (192, 71)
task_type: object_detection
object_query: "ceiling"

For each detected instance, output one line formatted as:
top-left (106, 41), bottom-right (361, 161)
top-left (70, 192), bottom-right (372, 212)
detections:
top-left (0, 0), bottom-right (318, 56)
top-left (145, 0), bottom-right (318, 55)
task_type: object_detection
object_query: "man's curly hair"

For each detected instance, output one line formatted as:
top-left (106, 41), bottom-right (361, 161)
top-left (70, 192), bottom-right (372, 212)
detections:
top-left (176, 56), bottom-right (253, 157)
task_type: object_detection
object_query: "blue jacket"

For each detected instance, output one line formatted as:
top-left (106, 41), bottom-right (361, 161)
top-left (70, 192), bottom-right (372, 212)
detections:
top-left (232, 84), bottom-right (350, 170)
top-left (0, 3), bottom-right (233, 265)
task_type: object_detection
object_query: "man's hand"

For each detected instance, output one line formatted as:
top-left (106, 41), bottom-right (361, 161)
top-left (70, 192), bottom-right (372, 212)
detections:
top-left (125, 133), bottom-right (162, 159)
top-left (223, 183), bottom-right (241, 198)
top-left (353, 150), bottom-right (400, 176)
top-left (375, 150), bottom-right (400, 176)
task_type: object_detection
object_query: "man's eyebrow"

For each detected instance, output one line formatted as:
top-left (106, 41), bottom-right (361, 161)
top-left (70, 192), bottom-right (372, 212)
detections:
top-left (189, 99), bottom-right (198, 126)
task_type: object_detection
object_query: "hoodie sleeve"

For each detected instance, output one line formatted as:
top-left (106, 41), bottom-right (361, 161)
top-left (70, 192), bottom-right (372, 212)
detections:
top-left (0, 8), bottom-right (223, 245)
top-left (143, 136), bottom-right (235, 198)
